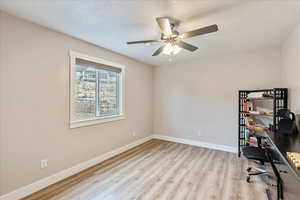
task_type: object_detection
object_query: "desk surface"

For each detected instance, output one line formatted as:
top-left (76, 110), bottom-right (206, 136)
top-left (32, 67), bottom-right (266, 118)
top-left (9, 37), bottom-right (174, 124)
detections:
top-left (265, 131), bottom-right (300, 182)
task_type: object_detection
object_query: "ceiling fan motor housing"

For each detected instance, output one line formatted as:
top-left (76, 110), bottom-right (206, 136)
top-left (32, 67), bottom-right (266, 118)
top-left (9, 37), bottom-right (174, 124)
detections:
top-left (161, 29), bottom-right (179, 41)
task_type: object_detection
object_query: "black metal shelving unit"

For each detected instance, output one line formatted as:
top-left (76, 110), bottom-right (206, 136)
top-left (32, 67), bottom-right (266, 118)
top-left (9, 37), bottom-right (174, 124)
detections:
top-left (238, 88), bottom-right (288, 157)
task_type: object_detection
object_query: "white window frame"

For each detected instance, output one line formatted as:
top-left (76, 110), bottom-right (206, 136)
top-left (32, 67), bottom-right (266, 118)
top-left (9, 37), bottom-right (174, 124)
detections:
top-left (69, 50), bottom-right (126, 128)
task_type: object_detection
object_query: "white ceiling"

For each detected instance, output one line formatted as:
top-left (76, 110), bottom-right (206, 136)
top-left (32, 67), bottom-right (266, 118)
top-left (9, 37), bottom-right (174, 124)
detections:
top-left (1, 0), bottom-right (300, 66)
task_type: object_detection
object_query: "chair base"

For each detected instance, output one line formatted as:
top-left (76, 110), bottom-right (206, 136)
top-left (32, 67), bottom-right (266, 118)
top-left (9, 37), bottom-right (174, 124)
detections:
top-left (246, 166), bottom-right (273, 183)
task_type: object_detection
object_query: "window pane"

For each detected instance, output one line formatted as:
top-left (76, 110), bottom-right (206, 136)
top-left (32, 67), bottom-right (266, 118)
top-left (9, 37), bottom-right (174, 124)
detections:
top-left (73, 65), bottom-right (96, 121)
top-left (98, 69), bottom-right (119, 116)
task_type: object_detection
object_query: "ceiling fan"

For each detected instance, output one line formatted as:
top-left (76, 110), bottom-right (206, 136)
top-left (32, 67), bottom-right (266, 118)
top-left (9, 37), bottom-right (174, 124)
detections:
top-left (127, 17), bottom-right (218, 56)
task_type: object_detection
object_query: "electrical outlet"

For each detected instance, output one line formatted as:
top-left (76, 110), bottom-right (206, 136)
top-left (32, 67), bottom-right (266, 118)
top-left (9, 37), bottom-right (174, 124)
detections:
top-left (197, 130), bottom-right (202, 137)
top-left (41, 159), bottom-right (48, 169)
top-left (132, 131), bottom-right (136, 137)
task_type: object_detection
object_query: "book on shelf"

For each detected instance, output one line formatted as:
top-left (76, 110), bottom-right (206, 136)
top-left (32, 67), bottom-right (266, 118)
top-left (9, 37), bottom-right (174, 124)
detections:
top-left (245, 116), bottom-right (255, 126)
top-left (242, 101), bottom-right (253, 112)
top-left (241, 110), bottom-right (273, 116)
top-left (247, 91), bottom-right (274, 98)
top-left (248, 110), bottom-right (260, 114)
top-left (245, 116), bottom-right (268, 131)
top-left (248, 136), bottom-right (258, 146)
top-left (248, 92), bottom-right (265, 98)
top-left (247, 125), bottom-right (268, 132)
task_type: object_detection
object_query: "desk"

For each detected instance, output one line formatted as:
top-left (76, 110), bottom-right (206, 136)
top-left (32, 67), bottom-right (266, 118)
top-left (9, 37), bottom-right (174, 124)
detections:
top-left (266, 131), bottom-right (300, 181)
top-left (263, 131), bottom-right (300, 200)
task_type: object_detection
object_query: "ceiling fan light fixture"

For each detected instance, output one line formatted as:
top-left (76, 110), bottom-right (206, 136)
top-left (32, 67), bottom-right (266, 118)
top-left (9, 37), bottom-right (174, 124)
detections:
top-left (163, 43), bottom-right (181, 55)
top-left (173, 45), bottom-right (182, 54)
top-left (163, 43), bottom-right (173, 55)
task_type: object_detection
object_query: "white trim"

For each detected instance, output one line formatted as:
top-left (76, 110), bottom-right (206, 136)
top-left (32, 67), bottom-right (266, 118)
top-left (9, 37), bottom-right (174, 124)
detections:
top-left (0, 136), bottom-right (153, 200)
top-left (69, 50), bottom-right (126, 70)
top-left (69, 50), bottom-right (126, 129)
top-left (70, 115), bottom-right (126, 128)
top-left (152, 134), bottom-right (237, 153)
top-left (0, 135), bottom-right (237, 199)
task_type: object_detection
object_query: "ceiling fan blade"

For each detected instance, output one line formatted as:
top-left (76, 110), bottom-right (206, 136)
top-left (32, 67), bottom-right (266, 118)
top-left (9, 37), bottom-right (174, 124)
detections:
top-left (180, 24), bottom-right (218, 39)
top-left (152, 45), bottom-right (166, 56)
top-left (156, 17), bottom-right (172, 36)
top-left (176, 41), bottom-right (198, 52)
top-left (127, 40), bottom-right (161, 45)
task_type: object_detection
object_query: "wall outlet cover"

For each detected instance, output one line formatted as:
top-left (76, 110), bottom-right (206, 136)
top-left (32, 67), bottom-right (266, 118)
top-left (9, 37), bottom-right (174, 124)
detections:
top-left (197, 130), bottom-right (203, 137)
top-left (41, 159), bottom-right (48, 169)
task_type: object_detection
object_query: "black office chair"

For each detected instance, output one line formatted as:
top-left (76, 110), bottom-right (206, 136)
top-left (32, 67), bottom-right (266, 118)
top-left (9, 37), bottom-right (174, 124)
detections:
top-left (242, 133), bottom-right (280, 183)
top-left (243, 145), bottom-right (281, 181)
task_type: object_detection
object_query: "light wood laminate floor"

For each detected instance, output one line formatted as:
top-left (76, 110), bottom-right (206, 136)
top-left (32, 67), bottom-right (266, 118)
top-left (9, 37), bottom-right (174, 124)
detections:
top-left (24, 139), bottom-right (267, 200)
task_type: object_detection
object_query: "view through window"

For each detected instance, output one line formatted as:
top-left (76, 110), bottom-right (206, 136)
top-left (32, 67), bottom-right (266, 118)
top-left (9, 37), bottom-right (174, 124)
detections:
top-left (72, 57), bottom-right (122, 123)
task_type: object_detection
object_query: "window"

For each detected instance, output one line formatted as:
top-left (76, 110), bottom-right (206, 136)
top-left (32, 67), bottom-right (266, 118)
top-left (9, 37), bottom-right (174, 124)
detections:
top-left (70, 51), bottom-right (125, 128)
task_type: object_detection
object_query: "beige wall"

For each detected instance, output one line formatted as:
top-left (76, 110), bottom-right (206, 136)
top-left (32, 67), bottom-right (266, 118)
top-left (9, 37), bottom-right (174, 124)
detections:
top-left (0, 12), bottom-right (153, 195)
top-left (0, 11), bottom-right (4, 196)
top-left (153, 48), bottom-right (282, 148)
top-left (282, 24), bottom-right (300, 115)
top-left (0, 9), bottom-right (293, 197)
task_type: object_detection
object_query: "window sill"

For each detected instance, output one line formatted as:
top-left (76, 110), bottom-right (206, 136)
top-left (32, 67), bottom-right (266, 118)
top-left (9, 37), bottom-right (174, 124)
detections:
top-left (70, 115), bottom-right (126, 129)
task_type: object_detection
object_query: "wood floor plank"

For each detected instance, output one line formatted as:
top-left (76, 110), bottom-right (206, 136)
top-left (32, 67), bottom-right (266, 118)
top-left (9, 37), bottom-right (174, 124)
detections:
top-left (23, 140), bottom-right (267, 200)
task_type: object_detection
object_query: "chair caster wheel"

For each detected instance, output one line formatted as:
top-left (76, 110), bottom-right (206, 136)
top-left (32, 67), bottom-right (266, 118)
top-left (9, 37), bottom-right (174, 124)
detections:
top-left (247, 167), bottom-right (252, 172)
top-left (246, 176), bottom-right (251, 183)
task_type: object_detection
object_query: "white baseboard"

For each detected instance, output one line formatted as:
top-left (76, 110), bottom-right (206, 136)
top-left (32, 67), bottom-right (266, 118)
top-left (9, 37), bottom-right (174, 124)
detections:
top-left (0, 135), bottom-right (153, 200)
top-left (153, 134), bottom-right (237, 153)
top-left (1, 134), bottom-right (236, 200)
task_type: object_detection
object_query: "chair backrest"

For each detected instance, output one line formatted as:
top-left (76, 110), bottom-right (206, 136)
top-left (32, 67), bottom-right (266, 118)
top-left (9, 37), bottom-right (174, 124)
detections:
top-left (278, 109), bottom-right (298, 135)
top-left (277, 109), bottom-right (291, 119)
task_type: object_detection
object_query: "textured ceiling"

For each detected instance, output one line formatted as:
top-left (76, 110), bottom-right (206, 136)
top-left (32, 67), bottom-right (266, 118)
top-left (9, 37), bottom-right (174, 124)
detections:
top-left (1, 0), bottom-right (300, 66)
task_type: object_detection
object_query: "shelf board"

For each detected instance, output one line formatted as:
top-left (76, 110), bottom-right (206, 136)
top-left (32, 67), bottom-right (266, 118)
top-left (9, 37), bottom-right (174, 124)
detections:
top-left (240, 111), bottom-right (273, 117)
top-left (240, 97), bottom-right (273, 100)
top-left (240, 125), bottom-right (268, 131)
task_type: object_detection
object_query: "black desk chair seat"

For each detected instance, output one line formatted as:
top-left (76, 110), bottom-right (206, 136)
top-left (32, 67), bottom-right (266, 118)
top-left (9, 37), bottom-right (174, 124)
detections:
top-left (242, 146), bottom-right (268, 164)
top-left (243, 146), bottom-right (281, 163)
top-left (242, 146), bottom-right (280, 183)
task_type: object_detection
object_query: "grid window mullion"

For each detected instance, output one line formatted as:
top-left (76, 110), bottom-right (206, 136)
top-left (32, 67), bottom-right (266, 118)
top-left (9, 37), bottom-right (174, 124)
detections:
top-left (116, 72), bottom-right (119, 114)
top-left (96, 70), bottom-right (100, 117)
